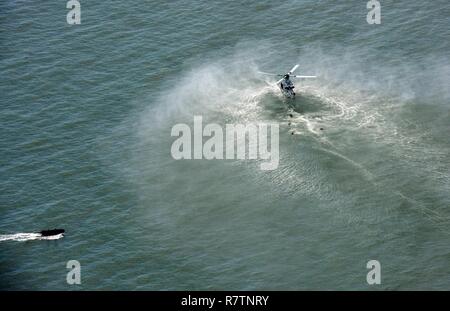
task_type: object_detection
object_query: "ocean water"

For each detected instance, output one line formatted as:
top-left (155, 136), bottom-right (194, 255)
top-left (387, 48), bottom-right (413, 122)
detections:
top-left (0, 0), bottom-right (449, 290)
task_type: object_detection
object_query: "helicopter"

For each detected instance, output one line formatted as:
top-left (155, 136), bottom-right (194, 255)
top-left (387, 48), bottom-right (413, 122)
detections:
top-left (259, 64), bottom-right (316, 98)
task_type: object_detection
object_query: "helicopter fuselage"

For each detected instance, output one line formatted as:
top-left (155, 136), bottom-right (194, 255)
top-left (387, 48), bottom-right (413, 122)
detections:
top-left (279, 79), bottom-right (296, 98)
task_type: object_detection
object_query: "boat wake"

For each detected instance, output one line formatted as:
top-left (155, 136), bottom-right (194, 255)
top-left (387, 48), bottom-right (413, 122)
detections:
top-left (0, 233), bottom-right (64, 242)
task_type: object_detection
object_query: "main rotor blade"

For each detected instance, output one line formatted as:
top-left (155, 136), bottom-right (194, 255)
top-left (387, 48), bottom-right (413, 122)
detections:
top-left (276, 78), bottom-right (284, 84)
top-left (289, 64), bottom-right (299, 74)
top-left (257, 71), bottom-right (283, 76)
top-left (293, 75), bottom-right (317, 79)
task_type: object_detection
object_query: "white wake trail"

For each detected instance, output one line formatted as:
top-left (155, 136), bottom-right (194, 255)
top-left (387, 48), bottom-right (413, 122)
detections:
top-left (0, 233), bottom-right (64, 242)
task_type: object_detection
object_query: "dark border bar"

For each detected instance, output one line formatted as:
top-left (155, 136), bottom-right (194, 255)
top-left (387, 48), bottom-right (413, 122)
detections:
top-left (1, 291), bottom-right (446, 309)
